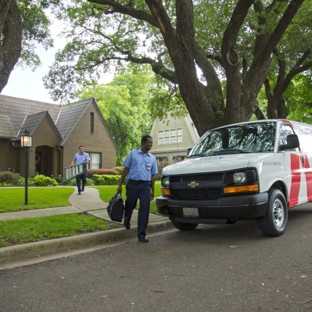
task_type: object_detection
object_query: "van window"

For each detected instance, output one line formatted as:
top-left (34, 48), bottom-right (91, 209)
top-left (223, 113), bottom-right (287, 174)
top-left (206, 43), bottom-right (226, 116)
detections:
top-left (280, 124), bottom-right (294, 145)
top-left (189, 122), bottom-right (276, 157)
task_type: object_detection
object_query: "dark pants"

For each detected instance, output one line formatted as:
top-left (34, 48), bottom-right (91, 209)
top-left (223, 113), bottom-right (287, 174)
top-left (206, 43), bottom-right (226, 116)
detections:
top-left (124, 180), bottom-right (151, 239)
top-left (76, 172), bottom-right (86, 192)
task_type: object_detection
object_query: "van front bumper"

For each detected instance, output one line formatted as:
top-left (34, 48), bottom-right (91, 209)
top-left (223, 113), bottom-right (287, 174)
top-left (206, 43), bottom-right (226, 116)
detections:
top-left (156, 192), bottom-right (268, 223)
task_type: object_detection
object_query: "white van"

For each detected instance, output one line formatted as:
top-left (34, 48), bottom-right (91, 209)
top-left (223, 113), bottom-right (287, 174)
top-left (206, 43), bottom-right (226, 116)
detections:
top-left (156, 119), bottom-right (312, 237)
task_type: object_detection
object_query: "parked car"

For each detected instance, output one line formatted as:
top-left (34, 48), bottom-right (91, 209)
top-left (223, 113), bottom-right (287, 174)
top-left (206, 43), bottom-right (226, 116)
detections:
top-left (156, 119), bottom-right (312, 237)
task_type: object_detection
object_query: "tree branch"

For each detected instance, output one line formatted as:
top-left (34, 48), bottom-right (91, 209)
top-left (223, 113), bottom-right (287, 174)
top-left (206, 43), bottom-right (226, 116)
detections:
top-left (88, 0), bottom-right (158, 27)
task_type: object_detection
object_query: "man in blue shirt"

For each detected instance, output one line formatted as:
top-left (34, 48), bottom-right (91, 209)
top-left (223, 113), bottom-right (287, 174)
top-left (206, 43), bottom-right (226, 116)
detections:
top-left (71, 146), bottom-right (90, 195)
top-left (117, 135), bottom-right (158, 243)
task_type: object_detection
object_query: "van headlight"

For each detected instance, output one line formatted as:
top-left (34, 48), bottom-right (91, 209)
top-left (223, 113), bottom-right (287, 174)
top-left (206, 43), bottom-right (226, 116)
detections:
top-left (161, 176), bottom-right (170, 188)
top-left (233, 172), bottom-right (246, 184)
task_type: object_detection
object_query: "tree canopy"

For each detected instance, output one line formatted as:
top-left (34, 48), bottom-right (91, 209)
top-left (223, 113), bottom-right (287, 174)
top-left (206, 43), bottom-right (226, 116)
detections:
top-left (79, 66), bottom-right (154, 164)
top-left (40, 0), bottom-right (312, 134)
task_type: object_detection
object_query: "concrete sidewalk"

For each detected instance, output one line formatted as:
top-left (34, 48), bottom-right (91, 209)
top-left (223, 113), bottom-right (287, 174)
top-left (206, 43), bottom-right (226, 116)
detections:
top-left (0, 187), bottom-right (173, 265)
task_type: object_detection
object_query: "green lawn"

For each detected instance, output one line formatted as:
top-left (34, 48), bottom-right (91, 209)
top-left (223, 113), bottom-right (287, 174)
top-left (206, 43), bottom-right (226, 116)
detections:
top-left (0, 187), bottom-right (74, 212)
top-left (0, 214), bottom-right (121, 248)
top-left (0, 182), bottom-right (162, 213)
top-left (0, 182), bottom-right (163, 247)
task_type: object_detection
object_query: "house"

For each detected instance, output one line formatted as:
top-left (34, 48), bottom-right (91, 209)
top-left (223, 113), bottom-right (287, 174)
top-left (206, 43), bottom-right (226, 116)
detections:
top-left (0, 95), bottom-right (117, 178)
top-left (149, 113), bottom-right (199, 166)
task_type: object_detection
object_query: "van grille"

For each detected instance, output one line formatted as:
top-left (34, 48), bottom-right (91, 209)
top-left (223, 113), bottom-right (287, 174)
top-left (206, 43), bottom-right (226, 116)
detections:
top-left (169, 173), bottom-right (223, 200)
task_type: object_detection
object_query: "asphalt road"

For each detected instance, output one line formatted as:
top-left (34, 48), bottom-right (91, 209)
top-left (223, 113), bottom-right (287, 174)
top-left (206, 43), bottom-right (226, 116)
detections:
top-left (1, 205), bottom-right (312, 312)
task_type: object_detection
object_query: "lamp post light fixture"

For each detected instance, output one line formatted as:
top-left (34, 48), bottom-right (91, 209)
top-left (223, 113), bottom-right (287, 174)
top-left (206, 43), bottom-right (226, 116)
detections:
top-left (20, 129), bottom-right (32, 205)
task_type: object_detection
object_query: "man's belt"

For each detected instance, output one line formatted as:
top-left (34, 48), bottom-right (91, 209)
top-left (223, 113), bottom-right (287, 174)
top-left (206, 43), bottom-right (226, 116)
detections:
top-left (128, 179), bottom-right (149, 184)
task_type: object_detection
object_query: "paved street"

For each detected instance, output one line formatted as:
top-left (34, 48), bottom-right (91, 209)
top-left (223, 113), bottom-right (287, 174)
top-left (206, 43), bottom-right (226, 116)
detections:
top-left (1, 205), bottom-right (312, 311)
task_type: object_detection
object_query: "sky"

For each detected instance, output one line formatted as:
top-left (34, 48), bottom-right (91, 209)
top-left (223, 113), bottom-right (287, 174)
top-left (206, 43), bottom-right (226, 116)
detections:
top-left (2, 16), bottom-right (113, 104)
top-left (2, 45), bottom-right (59, 104)
top-left (2, 16), bottom-right (65, 104)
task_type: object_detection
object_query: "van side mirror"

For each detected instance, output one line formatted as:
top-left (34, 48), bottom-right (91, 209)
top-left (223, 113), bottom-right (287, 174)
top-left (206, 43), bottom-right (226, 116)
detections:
top-left (280, 134), bottom-right (300, 151)
top-left (187, 148), bottom-right (192, 155)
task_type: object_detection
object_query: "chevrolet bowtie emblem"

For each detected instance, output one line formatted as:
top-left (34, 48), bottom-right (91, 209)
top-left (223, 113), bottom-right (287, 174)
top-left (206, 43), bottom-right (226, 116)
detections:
top-left (187, 181), bottom-right (199, 188)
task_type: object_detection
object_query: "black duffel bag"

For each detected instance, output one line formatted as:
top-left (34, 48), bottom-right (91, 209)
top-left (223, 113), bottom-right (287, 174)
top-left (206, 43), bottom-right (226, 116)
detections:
top-left (107, 192), bottom-right (124, 222)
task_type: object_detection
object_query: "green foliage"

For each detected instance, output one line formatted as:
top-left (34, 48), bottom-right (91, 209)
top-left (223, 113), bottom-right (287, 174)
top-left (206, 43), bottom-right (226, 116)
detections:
top-left (43, 0), bottom-right (311, 131)
top-left (79, 67), bottom-right (154, 164)
top-left (0, 214), bottom-right (117, 247)
top-left (87, 168), bottom-right (119, 178)
top-left (111, 166), bottom-right (124, 175)
top-left (29, 174), bottom-right (58, 186)
top-left (0, 171), bottom-right (24, 186)
top-left (93, 174), bottom-right (121, 185)
top-left (62, 177), bottom-right (94, 186)
top-left (284, 74), bottom-right (312, 124)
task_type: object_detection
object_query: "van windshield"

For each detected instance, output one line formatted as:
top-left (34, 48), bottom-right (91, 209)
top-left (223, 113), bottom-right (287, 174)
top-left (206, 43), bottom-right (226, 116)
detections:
top-left (188, 122), bottom-right (276, 157)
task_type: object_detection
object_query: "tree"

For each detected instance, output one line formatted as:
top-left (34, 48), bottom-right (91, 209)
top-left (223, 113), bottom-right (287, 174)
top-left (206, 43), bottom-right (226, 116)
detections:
top-left (44, 0), bottom-right (310, 136)
top-left (0, 0), bottom-right (22, 92)
top-left (0, 0), bottom-right (52, 93)
top-left (79, 67), bottom-right (154, 164)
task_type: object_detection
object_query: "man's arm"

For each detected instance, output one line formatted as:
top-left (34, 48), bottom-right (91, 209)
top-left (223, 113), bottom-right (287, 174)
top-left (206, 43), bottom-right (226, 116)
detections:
top-left (117, 167), bottom-right (129, 193)
top-left (71, 155), bottom-right (76, 166)
top-left (150, 174), bottom-right (156, 200)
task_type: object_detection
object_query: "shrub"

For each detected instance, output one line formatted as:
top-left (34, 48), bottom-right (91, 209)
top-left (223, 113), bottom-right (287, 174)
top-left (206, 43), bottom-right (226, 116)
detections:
top-left (0, 171), bottom-right (24, 186)
top-left (62, 177), bottom-right (94, 186)
top-left (87, 168), bottom-right (119, 179)
top-left (111, 166), bottom-right (124, 175)
top-left (29, 174), bottom-right (58, 186)
top-left (51, 174), bottom-right (63, 183)
top-left (93, 174), bottom-right (121, 185)
top-left (62, 178), bottom-right (76, 186)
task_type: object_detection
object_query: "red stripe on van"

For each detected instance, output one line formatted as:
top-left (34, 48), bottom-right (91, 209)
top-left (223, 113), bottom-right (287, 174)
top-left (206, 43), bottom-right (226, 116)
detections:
top-left (303, 155), bottom-right (312, 201)
top-left (289, 154), bottom-right (301, 207)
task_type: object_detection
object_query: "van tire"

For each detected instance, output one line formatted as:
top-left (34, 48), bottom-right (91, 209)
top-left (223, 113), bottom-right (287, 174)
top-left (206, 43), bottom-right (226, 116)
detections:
top-left (171, 220), bottom-right (198, 231)
top-left (258, 189), bottom-right (288, 237)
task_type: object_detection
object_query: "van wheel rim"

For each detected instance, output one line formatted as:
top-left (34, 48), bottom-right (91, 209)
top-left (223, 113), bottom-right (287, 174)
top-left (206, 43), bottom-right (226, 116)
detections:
top-left (273, 199), bottom-right (284, 228)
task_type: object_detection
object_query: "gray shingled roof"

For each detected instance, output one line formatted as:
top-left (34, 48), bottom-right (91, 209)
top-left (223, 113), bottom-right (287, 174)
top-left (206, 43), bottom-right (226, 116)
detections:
top-left (18, 111), bottom-right (62, 141)
top-left (0, 115), bottom-right (15, 138)
top-left (0, 95), bottom-right (60, 138)
top-left (56, 98), bottom-right (93, 146)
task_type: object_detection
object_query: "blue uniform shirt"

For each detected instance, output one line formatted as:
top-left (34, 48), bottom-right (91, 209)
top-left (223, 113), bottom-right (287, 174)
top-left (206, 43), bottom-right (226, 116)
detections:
top-left (123, 148), bottom-right (158, 181)
top-left (73, 152), bottom-right (90, 165)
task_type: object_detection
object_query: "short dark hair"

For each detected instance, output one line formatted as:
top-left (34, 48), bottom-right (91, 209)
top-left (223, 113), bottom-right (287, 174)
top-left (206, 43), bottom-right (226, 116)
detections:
top-left (79, 145), bottom-right (84, 149)
top-left (141, 135), bottom-right (152, 144)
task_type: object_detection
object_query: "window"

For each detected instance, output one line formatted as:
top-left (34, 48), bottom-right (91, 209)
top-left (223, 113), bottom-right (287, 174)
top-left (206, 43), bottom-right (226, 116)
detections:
top-left (280, 124), bottom-right (294, 145)
top-left (177, 128), bottom-right (182, 143)
top-left (158, 131), bottom-right (164, 145)
top-left (89, 153), bottom-right (101, 169)
top-left (171, 129), bottom-right (176, 143)
top-left (90, 112), bottom-right (94, 134)
top-left (165, 130), bottom-right (170, 144)
top-left (157, 157), bottom-right (168, 165)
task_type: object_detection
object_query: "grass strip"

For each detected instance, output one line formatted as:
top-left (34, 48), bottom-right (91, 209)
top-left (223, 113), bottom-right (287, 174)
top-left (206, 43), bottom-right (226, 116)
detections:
top-left (0, 214), bottom-right (121, 248)
top-left (0, 187), bottom-right (74, 213)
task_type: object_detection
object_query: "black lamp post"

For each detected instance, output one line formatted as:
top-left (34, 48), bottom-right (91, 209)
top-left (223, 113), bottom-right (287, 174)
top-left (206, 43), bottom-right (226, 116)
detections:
top-left (20, 129), bottom-right (32, 205)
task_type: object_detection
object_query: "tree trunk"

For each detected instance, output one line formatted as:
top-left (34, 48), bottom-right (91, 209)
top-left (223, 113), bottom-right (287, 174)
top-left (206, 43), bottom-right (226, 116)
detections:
top-left (0, 0), bottom-right (22, 92)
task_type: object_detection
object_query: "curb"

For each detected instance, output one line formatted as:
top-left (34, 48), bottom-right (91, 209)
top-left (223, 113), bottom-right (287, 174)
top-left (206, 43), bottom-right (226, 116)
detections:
top-left (0, 220), bottom-right (175, 263)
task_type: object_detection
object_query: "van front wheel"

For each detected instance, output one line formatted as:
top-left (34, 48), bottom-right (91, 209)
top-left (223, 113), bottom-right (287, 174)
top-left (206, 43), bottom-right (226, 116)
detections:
top-left (258, 189), bottom-right (288, 237)
top-left (171, 220), bottom-right (198, 231)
